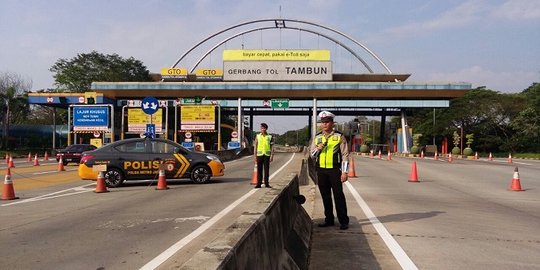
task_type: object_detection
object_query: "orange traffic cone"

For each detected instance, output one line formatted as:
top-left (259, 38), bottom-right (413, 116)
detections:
top-left (474, 152), bottom-right (478, 160)
top-left (156, 169), bottom-right (169, 190)
top-left (8, 155), bottom-right (15, 168)
top-left (369, 150), bottom-right (374, 158)
top-left (44, 151), bottom-right (49, 161)
top-left (408, 161), bottom-right (419, 182)
top-left (420, 150), bottom-right (424, 159)
top-left (2, 168), bottom-right (19, 200)
top-left (33, 154), bottom-right (40, 166)
top-left (348, 156), bottom-right (357, 178)
top-left (378, 150), bottom-right (382, 159)
top-left (387, 151), bottom-right (392, 161)
top-left (57, 157), bottom-right (65, 171)
top-left (250, 164), bottom-right (258, 185)
top-left (27, 152), bottom-right (32, 162)
top-left (94, 171), bottom-right (109, 193)
top-left (488, 152), bottom-right (493, 161)
top-left (434, 152), bottom-right (439, 161)
top-left (508, 153), bottom-right (513, 164)
top-left (509, 167), bottom-right (524, 191)
top-left (448, 153), bottom-right (453, 163)
top-left (5, 153), bottom-right (8, 164)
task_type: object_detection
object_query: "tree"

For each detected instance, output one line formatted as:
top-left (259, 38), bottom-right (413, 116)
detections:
top-left (50, 51), bottom-right (152, 92)
top-left (0, 72), bottom-right (31, 149)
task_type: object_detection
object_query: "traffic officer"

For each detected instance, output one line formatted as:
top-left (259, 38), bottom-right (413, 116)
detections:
top-left (310, 111), bottom-right (350, 230)
top-left (253, 123), bottom-right (274, 188)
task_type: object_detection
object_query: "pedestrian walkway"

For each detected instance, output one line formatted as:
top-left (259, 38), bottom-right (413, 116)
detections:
top-left (301, 180), bottom-right (401, 270)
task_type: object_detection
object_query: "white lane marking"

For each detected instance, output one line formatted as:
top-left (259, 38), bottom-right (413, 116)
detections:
top-left (345, 181), bottom-right (418, 270)
top-left (140, 153), bottom-right (296, 270)
top-left (1, 184), bottom-right (95, 207)
top-left (32, 168), bottom-right (77, 175)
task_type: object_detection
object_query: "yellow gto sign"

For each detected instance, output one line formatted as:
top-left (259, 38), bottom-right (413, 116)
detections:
top-left (223, 49), bottom-right (330, 61)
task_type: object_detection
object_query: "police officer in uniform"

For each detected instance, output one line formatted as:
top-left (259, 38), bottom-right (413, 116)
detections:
top-left (253, 123), bottom-right (274, 188)
top-left (310, 111), bottom-right (350, 230)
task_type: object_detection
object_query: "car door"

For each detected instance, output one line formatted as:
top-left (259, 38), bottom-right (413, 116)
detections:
top-left (148, 140), bottom-right (190, 179)
top-left (112, 140), bottom-right (152, 180)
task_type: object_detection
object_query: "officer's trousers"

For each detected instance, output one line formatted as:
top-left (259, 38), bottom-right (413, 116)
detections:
top-left (316, 168), bottom-right (349, 225)
top-left (256, 155), bottom-right (271, 186)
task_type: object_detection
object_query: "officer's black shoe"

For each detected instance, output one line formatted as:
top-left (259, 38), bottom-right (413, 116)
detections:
top-left (254, 186), bottom-right (261, 189)
top-left (340, 224), bottom-right (349, 230)
top-left (265, 185), bottom-right (272, 188)
top-left (318, 222), bottom-right (335, 227)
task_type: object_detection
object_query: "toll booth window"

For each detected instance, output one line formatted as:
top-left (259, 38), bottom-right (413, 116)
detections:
top-left (115, 142), bottom-right (146, 153)
top-left (150, 141), bottom-right (178, 154)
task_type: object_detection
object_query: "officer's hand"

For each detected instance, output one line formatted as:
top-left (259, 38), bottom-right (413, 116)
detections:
top-left (341, 173), bottom-right (348, 183)
top-left (270, 156), bottom-right (273, 162)
top-left (317, 143), bottom-right (325, 150)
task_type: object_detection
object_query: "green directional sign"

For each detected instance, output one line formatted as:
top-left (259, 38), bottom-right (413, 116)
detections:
top-left (271, 99), bottom-right (289, 109)
top-left (182, 96), bottom-right (203, 104)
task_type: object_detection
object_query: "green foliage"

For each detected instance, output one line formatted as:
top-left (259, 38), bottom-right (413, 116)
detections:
top-left (463, 147), bottom-right (474, 156)
top-left (410, 145), bottom-right (420, 154)
top-left (360, 144), bottom-right (370, 153)
top-left (465, 134), bottom-right (474, 147)
top-left (451, 147), bottom-right (461, 155)
top-left (50, 51), bottom-right (152, 92)
top-left (452, 131), bottom-right (460, 148)
top-left (412, 133), bottom-right (422, 146)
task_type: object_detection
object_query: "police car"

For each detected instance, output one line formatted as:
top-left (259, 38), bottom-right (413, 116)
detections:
top-left (78, 138), bottom-right (225, 187)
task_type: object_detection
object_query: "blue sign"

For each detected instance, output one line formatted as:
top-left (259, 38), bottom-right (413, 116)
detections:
top-left (141, 96), bottom-right (159, 115)
top-left (145, 124), bottom-right (155, 138)
top-left (182, 142), bottom-right (194, 149)
top-left (228, 141), bottom-right (241, 150)
top-left (73, 107), bottom-right (109, 129)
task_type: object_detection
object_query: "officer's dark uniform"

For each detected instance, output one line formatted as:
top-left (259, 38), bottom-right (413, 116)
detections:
top-left (310, 112), bottom-right (350, 229)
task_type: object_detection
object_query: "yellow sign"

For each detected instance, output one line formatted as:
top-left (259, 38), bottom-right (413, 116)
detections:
top-left (223, 50), bottom-right (330, 61)
top-left (127, 108), bottom-right (163, 132)
top-left (180, 105), bottom-right (216, 131)
top-left (90, 138), bottom-right (102, 148)
top-left (160, 68), bottom-right (188, 77)
top-left (195, 69), bottom-right (223, 77)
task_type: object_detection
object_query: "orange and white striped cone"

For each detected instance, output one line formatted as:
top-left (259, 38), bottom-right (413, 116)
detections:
top-left (2, 168), bottom-right (19, 200)
top-left (420, 150), bottom-right (424, 159)
top-left (8, 155), bottom-right (15, 168)
top-left (5, 153), bottom-right (9, 164)
top-left (434, 152), bottom-right (439, 161)
top-left (378, 150), bottom-right (382, 159)
top-left (94, 171), bottom-right (109, 193)
top-left (57, 157), bottom-right (65, 171)
top-left (474, 152), bottom-right (478, 160)
top-left (33, 154), bottom-right (40, 166)
top-left (509, 167), bottom-right (524, 191)
top-left (250, 164), bottom-right (258, 185)
top-left (27, 152), bottom-right (32, 162)
top-left (508, 153), bottom-right (513, 164)
top-left (448, 153), bottom-right (453, 163)
top-left (44, 151), bottom-right (49, 161)
top-left (488, 152), bottom-right (493, 161)
top-left (387, 151), bottom-right (392, 161)
top-left (156, 169), bottom-right (169, 190)
top-left (369, 150), bottom-right (374, 158)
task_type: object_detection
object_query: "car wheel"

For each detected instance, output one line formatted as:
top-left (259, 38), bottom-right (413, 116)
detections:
top-left (190, 165), bottom-right (211, 184)
top-left (63, 160), bottom-right (68, 166)
top-left (104, 168), bottom-right (125, 187)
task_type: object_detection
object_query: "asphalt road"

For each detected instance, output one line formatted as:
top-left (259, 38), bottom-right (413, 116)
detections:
top-left (2, 154), bottom-right (539, 269)
top-left (0, 154), bottom-right (298, 270)
top-left (321, 155), bottom-right (540, 270)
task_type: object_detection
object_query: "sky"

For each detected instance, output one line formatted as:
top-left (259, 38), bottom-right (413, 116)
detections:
top-left (1, 0), bottom-right (540, 134)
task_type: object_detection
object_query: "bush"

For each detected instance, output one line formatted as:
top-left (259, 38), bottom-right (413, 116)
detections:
top-left (463, 147), bottom-right (474, 156)
top-left (451, 147), bottom-right (461, 155)
top-left (360, 144), bottom-right (370, 153)
top-left (410, 145), bottom-right (419, 154)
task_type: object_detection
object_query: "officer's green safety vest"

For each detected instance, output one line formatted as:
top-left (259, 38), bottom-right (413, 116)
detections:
top-left (316, 132), bottom-right (342, 169)
top-left (256, 133), bottom-right (272, 156)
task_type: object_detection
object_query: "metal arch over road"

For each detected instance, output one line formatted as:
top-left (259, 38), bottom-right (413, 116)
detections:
top-left (28, 17), bottom-right (472, 153)
top-left (171, 18), bottom-right (393, 74)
